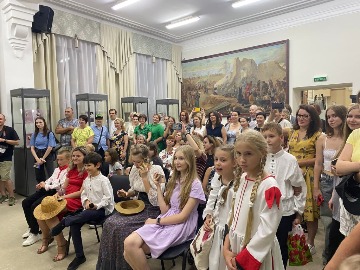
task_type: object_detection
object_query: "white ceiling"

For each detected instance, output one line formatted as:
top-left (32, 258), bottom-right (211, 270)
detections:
top-left (46, 0), bottom-right (334, 43)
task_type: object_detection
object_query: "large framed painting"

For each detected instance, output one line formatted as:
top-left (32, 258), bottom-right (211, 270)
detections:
top-left (181, 40), bottom-right (289, 115)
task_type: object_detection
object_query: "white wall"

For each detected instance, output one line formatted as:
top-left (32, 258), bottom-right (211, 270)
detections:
top-left (181, 0), bottom-right (360, 110)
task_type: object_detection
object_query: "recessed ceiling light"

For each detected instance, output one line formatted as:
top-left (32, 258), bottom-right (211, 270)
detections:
top-left (166, 16), bottom-right (200, 29)
top-left (232, 0), bottom-right (261, 8)
top-left (112, 0), bottom-right (141, 10)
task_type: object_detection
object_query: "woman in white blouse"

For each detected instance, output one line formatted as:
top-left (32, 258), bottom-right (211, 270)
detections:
top-left (190, 113), bottom-right (206, 139)
top-left (96, 144), bottom-right (165, 270)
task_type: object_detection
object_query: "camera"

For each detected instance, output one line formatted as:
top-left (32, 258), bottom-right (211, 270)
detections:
top-left (174, 123), bottom-right (183, 130)
top-left (271, 102), bottom-right (285, 110)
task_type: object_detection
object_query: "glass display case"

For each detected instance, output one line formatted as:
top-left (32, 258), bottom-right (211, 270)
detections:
top-left (156, 99), bottom-right (179, 122)
top-left (76, 94), bottom-right (108, 127)
top-left (10, 88), bottom-right (51, 196)
top-left (121, 97), bottom-right (148, 122)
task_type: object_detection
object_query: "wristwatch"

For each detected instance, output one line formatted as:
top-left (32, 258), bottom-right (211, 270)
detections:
top-left (156, 217), bottom-right (161, 225)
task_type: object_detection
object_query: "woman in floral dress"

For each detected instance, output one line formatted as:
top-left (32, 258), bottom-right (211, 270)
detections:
top-left (110, 118), bottom-right (128, 167)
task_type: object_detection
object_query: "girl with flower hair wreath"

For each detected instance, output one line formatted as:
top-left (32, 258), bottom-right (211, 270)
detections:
top-left (223, 130), bottom-right (284, 270)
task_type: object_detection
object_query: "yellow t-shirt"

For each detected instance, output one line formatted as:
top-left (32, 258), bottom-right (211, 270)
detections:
top-left (347, 128), bottom-right (360, 162)
top-left (72, 126), bottom-right (94, 147)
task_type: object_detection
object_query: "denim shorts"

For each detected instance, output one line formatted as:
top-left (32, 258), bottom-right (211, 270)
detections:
top-left (320, 173), bottom-right (335, 217)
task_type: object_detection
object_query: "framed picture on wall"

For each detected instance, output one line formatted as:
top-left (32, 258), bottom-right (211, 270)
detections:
top-left (181, 40), bottom-right (289, 116)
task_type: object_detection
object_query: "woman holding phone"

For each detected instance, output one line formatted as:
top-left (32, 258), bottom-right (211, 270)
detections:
top-left (313, 105), bottom-right (347, 265)
top-left (96, 144), bottom-right (165, 270)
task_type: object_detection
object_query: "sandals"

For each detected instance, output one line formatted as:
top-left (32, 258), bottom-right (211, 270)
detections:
top-left (37, 237), bottom-right (54, 254)
top-left (53, 240), bottom-right (68, 262)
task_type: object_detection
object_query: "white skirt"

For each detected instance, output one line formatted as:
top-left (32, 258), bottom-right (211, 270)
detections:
top-left (209, 224), bottom-right (226, 270)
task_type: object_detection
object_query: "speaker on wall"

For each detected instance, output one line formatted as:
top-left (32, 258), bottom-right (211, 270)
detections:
top-left (32, 5), bottom-right (54, 34)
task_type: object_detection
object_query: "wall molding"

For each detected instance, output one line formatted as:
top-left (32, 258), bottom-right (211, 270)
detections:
top-left (45, 0), bottom-right (338, 43)
top-left (181, 0), bottom-right (360, 53)
top-left (1, 0), bottom-right (38, 58)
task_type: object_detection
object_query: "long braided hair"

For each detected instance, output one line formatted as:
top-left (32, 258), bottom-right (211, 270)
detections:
top-left (234, 130), bottom-right (268, 246)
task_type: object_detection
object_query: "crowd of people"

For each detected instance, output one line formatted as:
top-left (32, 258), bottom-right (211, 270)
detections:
top-left (1, 99), bottom-right (360, 270)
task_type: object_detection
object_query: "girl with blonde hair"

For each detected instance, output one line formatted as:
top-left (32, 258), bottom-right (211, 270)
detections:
top-left (124, 145), bottom-right (206, 269)
top-left (223, 130), bottom-right (284, 270)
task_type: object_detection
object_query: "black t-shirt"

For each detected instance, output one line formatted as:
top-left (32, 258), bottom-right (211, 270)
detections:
top-left (0, 126), bottom-right (20, 162)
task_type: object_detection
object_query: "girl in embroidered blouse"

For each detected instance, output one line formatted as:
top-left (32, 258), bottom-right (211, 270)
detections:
top-left (223, 130), bottom-right (284, 270)
top-left (202, 144), bottom-right (237, 270)
top-left (159, 135), bottom-right (175, 175)
top-left (123, 145), bottom-right (206, 270)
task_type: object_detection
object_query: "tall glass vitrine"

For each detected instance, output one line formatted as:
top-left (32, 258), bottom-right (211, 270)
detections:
top-left (75, 94), bottom-right (109, 127)
top-left (11, 88), bottom-right (51, 196)
top-left (121, 97), bottom-right (148, 122)
top-left (156, 99), bottom-right (180, 122)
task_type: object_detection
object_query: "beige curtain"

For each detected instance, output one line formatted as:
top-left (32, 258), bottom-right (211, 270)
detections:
top-left (97, 24), bottom-right (135, 115)
top-left (32, 33), bottom-right (60, 131)
top-left (167, 44), bottom-right (183, 117)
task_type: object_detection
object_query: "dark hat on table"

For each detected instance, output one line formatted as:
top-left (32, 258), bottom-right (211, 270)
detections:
top-left (95, 114), bottom-right (103, 120)
top-left (335, 173), bottom-right (360, 215)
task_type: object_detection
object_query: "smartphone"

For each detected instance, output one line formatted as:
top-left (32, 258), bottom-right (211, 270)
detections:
top-left (271, 102), bottom-right (285, 110)
top-left (331, 158), bottom-right (338, 166)
top-left (174, 123), bottom-right (183, 130)
top-left (317, 194), bottom-right (324, 206)
top-left (194, 107), bottom-right (200, 112)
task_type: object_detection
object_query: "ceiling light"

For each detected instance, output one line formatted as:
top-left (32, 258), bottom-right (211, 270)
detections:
top-left (166, 16), bottom-right (200, 29)
top-left (232, 0), bottom-right (261, 8)
top-left (111, 0), bottom-right (140, 10)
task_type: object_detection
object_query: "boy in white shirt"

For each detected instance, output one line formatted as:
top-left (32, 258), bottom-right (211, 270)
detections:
top-left (262, 122), bottom-right (306, 269)
top-left (50, 152), bottom-right (114, 270)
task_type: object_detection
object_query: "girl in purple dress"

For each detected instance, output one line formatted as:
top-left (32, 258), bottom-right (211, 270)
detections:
top-left (123, 145), bottom-right (206, 269)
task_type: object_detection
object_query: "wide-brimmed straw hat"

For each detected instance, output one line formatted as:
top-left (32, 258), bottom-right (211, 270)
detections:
top-left (115, 200), bottom-right (145, 215)
top-left (335, 173), bottom-right (360, 215)
top-left (33, 196), bottom-right (67, 220)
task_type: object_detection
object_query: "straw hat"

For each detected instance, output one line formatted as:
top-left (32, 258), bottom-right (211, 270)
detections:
top-left (33, 196), bottom-right (67, 220)
top-left (115, 200), bottom-right (145, 215)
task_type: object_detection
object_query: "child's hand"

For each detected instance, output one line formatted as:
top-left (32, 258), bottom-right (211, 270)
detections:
top-left (85, 200), bottom-right (91, 209)
top-left (328, 198), bottom-right (333, 211)
top-left (203, 215), bottom-right (213, 232)
top-left (223, 249), bottom-right (237, 270)
top-left (117, 189), bottom-right (127, 198)
top-left (145, 218), bottom-right (156, 225)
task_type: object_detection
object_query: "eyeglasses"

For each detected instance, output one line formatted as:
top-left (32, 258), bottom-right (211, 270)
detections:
top-left (297, 114), bottom-right (310, 119)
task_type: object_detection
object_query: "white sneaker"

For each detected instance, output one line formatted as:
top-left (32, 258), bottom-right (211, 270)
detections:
top-left (308, 244), bottom-right (316, 255)
top-left (89, 225), bottom-right (96, 229)
top-left (22, 233), bottom-right (40, 246)
top-left (22, 228), bottom-right (30, 238)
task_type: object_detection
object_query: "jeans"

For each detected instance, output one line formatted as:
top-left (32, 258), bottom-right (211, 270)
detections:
top-left (276, 214), bottom-right (296, 269)
top-left (320, 173), bottom-right (334, 263)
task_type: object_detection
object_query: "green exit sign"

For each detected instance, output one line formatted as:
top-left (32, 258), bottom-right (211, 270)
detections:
top-left (314, 76), bottom-right (327, 82)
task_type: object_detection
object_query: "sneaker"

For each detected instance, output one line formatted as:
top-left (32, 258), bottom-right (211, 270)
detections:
top-left (8, 196), bottom-right (15, 206)
top-left (308, 244), bottom-right (316, 255)
top-left (67, 256), bottom-right (86, 270)
top-left (88, 225), bottom-right (96, 229)
top-left (22, 228), bottom-right (31, 238)
top-left (0, 195), bottom-right (6, 204)
top-left (4, 194), bottom-right (9, 202)
top-left (22, 233), bottom-right (40, 246)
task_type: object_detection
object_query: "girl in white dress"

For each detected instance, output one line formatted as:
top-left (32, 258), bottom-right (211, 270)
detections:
top-left (203, 144), bottom-right (237, 270)
top-left (223, 130), bottom-right (284, 270)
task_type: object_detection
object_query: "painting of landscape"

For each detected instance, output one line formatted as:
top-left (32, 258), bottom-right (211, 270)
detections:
top-left (181, 40), bottom-right (289, 115)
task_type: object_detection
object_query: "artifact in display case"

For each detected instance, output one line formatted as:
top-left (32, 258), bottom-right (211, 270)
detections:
top-left (156, 99), bottom-right (180, 122)
top-left (76, 94), bottom-right (108, 127)
top-left (10, 88), bottom-right (52, 196)
top-left (121, 97), bottom-right (148, 121)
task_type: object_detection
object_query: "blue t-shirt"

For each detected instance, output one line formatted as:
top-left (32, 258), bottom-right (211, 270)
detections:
top-left (91, 125), bottom-right (110, 150)
top-left (30, 131), bottom-right (56, 149)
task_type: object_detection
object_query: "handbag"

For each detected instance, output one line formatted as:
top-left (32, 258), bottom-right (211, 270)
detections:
top-left (288, 224), bottom-right (312, 266)
top-left (92, 127), bottom-right (103, 152)
top-left (190, 221), bottom-right (215, 270)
